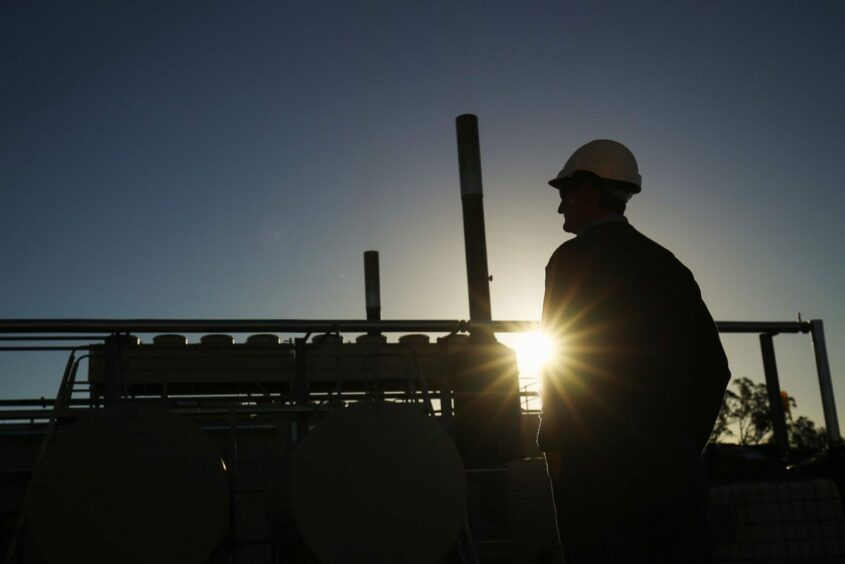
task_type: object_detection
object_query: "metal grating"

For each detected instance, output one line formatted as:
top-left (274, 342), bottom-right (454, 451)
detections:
top-left (507, 458), bottom-right (564, 563)
top-left (709, 478), bottom-right (845, 562)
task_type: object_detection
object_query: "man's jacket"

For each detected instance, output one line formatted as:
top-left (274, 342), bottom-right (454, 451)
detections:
top-left (538, 220), bottom-right (730, 510)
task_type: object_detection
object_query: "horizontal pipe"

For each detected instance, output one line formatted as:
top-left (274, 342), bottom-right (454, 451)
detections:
top-left (0, 319), bottom-right (811, 335)
top-left (0, 399), bottom-right (57, 407)
top-left (0, 388), bottom-right (543, 409)
top-left (476, 320), bottom-right (539, 332)
top-left (0, 336), bottom-right (105, 341)
top-left (0, 319), bottom-right (465, 334)
top-left (0, 346), bottom-right (89, 352)
top-left (0, 406), bottom-right (320, 421)
top-left (714, 321), bottom-right (810, 334)
top-left (0, 396), bottom-right (436, 422)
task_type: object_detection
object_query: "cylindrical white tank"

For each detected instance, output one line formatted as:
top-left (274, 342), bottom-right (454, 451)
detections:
top-left (291, 401), bottom-right (467, 563)
top-left (26, 405), bottom-right (228, 564)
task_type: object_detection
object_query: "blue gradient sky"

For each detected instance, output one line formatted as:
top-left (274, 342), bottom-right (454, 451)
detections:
top-left (2, 2), bottom-right (844, 430)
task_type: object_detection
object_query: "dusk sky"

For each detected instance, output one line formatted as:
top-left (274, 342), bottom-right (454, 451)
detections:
top-left (2, 2), bottom-right (844, 431)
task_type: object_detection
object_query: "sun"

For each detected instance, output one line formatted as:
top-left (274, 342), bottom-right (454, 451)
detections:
top-left (513, 331), bottom-right (556, 376)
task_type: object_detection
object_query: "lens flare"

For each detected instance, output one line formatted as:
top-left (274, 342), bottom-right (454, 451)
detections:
top-left (513, 331), bottom-right (556, 376)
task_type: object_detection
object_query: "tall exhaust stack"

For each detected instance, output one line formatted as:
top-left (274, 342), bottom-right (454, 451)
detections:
top-left (363, 250), bottom-right (381, 337)
top-left (452, 116), bottom-right (522, 468)
top-left (455, 114), bottom-right (493, 341)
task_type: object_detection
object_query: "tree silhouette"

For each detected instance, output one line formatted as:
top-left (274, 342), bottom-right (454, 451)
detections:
top-left (788, 415), bottom-right (827, 451)
top-left (710, 377), bottom-right (826, 451)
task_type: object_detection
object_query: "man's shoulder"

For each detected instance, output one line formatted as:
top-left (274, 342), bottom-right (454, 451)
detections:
top-left (546, 236), bottom-right (584, 271)
top-left (628, 225), bottom-right (681, 261)
top-left (547, 223), bottom-right (692, 274)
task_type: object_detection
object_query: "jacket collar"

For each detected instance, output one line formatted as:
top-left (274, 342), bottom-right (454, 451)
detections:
top-left (577, 214), bottom-right (628, 236)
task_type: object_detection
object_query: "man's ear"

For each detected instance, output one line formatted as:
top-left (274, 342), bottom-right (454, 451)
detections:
top-left (582, 182), bottom-right (601, 207)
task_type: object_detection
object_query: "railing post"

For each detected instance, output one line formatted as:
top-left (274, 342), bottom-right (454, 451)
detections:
top-left (810, 320), bottom-right (841, 445)
top-left (760, 333), bottom-right (790, 457)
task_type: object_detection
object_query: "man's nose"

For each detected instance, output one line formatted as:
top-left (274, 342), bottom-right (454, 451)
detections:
top-left (558, 201), bottom-right (565, 214)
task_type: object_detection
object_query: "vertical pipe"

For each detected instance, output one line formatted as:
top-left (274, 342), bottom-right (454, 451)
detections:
top-left (227, 410), bottom-right (239, 564)
top-left (760, 333), bottom-right (789, 457)
top-left (455, 114), bottom-right (492, 340)
top-left (104, 334), bottom-right (128, 406)
top-left (437, 338), bottom-right (454, 433)
top-left (294, 337), bottom-right (308, 442)
top-left (810, 320), bottom-right (841, 444)
top-left (364, 251), bottom-right (381, 336)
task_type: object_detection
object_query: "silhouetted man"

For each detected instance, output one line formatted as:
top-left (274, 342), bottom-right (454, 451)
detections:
top-left (538, 140), bottom-right (731, 563)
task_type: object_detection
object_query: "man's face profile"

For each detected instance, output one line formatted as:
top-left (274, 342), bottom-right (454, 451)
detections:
top-left (557, 182), bottom-right (590, 234)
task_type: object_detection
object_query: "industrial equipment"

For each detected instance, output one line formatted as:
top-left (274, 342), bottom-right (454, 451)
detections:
top-left (0, 116), bottom-right (841, 563)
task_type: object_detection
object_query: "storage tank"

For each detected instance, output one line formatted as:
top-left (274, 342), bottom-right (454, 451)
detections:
top-left (290, 401), bottom-right (467, 563)
top-left (25, 405), bottom-right (228, 564)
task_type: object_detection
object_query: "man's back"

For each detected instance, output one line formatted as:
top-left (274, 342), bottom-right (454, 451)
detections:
top-left (539, 221), bottom-right (730, 512)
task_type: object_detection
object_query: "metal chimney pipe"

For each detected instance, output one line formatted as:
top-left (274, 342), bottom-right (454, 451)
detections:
top-left (455, 114), bottom-right (493, 340)
top-left (363, 251), bottom-right (381, 336)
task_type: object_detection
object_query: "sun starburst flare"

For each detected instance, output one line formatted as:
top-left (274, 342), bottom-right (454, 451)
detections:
top-left (513, 331), bottom-right (557, 376)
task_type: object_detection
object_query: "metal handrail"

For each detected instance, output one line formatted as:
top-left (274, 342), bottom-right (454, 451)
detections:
top-left (0, 318), bottom-right (812, 334)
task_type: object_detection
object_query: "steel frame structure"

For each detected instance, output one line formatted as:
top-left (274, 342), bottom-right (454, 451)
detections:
top-left (0, 317), bottom-right (839, 449)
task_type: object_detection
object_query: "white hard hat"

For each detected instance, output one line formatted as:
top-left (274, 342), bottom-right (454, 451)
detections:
top-left (548, 139), bottom-right (642, 193)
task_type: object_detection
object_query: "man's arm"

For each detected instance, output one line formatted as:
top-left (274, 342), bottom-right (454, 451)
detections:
top-left (537, 246), bottom-right (584, 454)
top-left (688, 293), bottom-right (731, 452)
